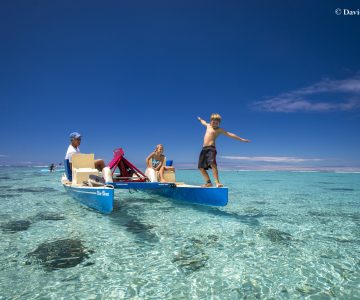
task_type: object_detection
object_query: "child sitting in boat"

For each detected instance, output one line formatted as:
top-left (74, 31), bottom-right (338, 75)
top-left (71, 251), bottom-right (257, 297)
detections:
top-left (145, 144), bottom-right (174, 182)
top-left (197, 114), bottom-right (250, 187)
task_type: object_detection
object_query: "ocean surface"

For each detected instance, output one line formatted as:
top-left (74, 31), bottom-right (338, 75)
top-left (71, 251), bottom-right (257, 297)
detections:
top-left (0, 167), bottom-right (359, 299)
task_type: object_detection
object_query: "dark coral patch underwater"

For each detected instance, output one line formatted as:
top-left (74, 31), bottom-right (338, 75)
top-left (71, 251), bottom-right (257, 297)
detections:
top-left (33, 212), bottom-right (65, 221)
top-left (1, 220), bottom-right (31, 233)
top-left (262, 228), bottom-right (292, 244)
top-left (26, 239), bottom-right (93, 271)
top-left (171, 236), bottom-right (218, 275)
top-left (10, 187), bottom-right (58, 193)
top-left (0, 194), bottom-right (17, 198)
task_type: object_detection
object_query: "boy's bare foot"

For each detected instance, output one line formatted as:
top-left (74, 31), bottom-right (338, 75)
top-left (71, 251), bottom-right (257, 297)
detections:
top-left (202, 180), bottom-right (213, 187)
top-left (160, 179), bottom-right (167, 183)
top-left (215, 180), bottom-right (224, 187)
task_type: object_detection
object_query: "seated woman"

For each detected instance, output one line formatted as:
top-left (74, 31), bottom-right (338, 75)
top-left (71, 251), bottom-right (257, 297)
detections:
top-left (145, 144), bottom-right (174, 182)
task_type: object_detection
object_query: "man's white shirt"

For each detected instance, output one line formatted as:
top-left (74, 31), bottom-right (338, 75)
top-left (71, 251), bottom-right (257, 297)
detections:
top-left (65, 145), bottom-right (80, 162)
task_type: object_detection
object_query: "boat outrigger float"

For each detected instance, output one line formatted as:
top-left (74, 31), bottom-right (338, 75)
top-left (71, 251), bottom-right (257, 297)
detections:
top-left (62, 148), bottom-right (228, 213)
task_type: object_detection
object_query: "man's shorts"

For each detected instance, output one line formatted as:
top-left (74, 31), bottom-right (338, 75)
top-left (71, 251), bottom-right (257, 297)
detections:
top-left (198, 146), bottom-right (217, 170)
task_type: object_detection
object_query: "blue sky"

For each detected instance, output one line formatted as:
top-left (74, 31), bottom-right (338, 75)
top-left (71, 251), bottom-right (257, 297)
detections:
top-left (1, 0), bottom-right (359, 170)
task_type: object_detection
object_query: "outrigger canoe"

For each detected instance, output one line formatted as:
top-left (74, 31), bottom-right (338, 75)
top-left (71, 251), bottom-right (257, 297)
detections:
top-left (62, 149), bottom-right (228, 214)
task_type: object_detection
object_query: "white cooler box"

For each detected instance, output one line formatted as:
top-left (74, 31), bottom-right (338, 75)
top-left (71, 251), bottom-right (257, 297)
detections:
top-left (72, 168), bottom-right (100, 185)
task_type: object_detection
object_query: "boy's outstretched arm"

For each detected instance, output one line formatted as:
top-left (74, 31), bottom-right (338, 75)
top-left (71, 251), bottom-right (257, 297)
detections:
top-left (221, 129), bottom-right (250, 142)
top-left (197, 116), bottom-right (208, 126)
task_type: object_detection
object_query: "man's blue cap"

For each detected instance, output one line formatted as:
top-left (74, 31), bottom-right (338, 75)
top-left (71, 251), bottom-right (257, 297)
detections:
top-left (69, 132), bottom-right (82, 140)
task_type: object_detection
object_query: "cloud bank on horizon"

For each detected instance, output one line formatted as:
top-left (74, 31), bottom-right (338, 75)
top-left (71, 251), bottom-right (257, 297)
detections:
top-left (251, 73), bottom-right (360, 113)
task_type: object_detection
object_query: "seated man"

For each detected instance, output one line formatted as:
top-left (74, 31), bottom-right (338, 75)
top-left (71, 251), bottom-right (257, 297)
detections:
top-left (145, 144), bottom-right (175, 182)
top-left (65, 132), bottom-right (105, 171)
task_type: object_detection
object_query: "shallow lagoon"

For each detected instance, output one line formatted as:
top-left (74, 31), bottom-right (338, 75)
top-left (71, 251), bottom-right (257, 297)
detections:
top-left (0, 167), bottom-right (359, 299)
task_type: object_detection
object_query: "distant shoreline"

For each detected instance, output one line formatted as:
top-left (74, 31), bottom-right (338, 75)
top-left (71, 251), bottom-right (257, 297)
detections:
top-left (1, 165), bottom-right (360, 173)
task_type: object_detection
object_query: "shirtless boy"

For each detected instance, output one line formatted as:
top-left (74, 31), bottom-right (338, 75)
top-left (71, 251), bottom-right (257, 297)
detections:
top-left (197, 114), bottom-right (250, 187)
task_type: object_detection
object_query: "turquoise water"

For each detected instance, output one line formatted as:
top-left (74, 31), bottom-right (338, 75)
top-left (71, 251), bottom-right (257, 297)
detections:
top-left (0, 167), bottom-right (360, 299)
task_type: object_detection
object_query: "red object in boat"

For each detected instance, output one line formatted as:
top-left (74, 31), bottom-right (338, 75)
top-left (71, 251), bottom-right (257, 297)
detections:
top-left (108, 148), bottom-right (147, 182)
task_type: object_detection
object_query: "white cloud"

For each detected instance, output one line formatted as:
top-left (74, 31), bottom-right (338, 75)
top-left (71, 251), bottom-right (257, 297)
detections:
top-left (220, 156), bottom-right (324, 163)
top-left (251, 74), bottom-right (360, 112)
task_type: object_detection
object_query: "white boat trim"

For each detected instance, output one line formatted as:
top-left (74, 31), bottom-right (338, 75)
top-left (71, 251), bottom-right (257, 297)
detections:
top-left (72, 189), bottom-right (97, 195)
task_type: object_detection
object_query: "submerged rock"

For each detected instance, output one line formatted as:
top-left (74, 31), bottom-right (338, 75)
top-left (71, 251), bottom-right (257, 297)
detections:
top-left (172, 248), bottom-right (209, 274)
top-left (263, 228), bottom-right (292, 243)
top-left (11, 187), bottom-right (58, 193)
top-left (243, 207), bottom-right (263, 216)
top-left (125, 219), bottom-right (155, 234)
top-left (327, 188), bottom-right (354, 192)
top-left (308, 211), bottom-right (328, 217)
top-left (189, 234), bottom-right (220, 247)
top-left (172, 238), bottom-right (211, 274)
top-left (252, 201), bottom-right (267, 205)
top-left (0, 194), bottom-right (17, 198)
top-left (26, 239), bottom-right (92, 271)
top-left (34, 212), bottom-right (65, 221)
top-left (296, 284), bottom-right (320, 296)
top-left (1, 220), bottom-right (31, 233)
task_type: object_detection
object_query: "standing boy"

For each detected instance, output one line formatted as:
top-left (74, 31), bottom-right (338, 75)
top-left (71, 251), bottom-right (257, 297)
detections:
top-left (197, 114), bottom-right (250, 187)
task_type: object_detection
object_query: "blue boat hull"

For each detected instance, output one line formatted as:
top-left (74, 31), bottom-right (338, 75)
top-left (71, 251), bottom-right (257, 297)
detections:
top-left (110, 182), bottom-right (228, 206)
top-left (151, 185), bottom-right (228, 206)
top-left (63, 183), bottom-right (114, 214)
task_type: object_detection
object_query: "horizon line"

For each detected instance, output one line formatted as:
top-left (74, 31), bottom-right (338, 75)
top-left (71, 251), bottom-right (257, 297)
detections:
top-left (1, 164), bottom-right (360, 173)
